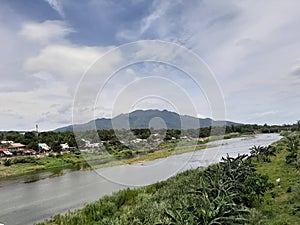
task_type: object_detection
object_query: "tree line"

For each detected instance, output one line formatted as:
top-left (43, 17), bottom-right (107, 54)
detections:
top-left (0, 123), bottom-right (297, 154)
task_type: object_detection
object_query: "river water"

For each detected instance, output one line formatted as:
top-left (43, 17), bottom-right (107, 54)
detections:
top-left (0, 133), bottom-right (281, 225)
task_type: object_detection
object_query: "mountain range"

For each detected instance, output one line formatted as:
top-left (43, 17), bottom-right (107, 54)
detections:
top-left (54, 109), bottom-right (242, 132)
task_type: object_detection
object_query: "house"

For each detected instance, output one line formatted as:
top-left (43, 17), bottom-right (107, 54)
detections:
top-left (8, 143), bottom-right (25, 155)
top-left (38, 143), bottom-right (51, 151)
top-left (1, 140), bottom-right (14, 145)
top-left (60, 143), bottom-right (70, 150)
top-left (0, 148), bottom-right (13, 157)
top-left (23, 149), bottom-right (36, 155)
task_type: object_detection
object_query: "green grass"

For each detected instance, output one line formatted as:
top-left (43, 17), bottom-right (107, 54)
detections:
top-left (0, 154), bottom-right (88, 179)
top-left (254, 141), bottom-right (300, 225)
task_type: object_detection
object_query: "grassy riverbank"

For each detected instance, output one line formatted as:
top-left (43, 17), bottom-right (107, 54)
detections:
top-left (0, 142), bottom-right (214, 180)
top-left (254, 139), bottom-right (300, 224)
top-left (0, 153), bottom-right (88, 179)
top-left (36, 149), bottom-right (274, 224)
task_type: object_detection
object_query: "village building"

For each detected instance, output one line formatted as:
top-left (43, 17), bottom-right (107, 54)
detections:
top-left (38, 143), bottom-right (51, 152)
top-left (23, 149), bottom-right (36, 155)
top-left (8, 143), bottom-right (26, 155)
top-left (1, 140), bottom-right (14, 145)
top-left (0, 148), bottom-right (13, 157)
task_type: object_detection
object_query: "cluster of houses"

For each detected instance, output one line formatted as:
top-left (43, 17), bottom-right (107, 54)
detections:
top-left (0, 141), bottom-right (73, 158)
top-left (0, 141), bottom-right (29, 157)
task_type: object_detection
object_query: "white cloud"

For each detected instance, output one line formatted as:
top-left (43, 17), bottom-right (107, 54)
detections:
top-left (24, 44), bottom-right (106, 82)
top-left (117, 0), bottom-right (300, 124)
top-left (139, 1), bottom-right (171, 35)
top-left (20, 20), bottom-right (73, 44)
top-left (43, 0), bottom-right (65, 18)
top-left (0, 82), bottom-right (71, 130)
top-left (2, 0), bottom-right (300, 130)
top-left (0, 18), bottom-right (121, 130)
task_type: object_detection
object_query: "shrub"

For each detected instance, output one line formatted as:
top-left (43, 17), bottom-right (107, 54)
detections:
top-left (4, 159), bottom-right (12, 166)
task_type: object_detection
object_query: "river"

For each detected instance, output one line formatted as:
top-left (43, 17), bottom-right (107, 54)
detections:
top-left (0, 133), bottom-right (281, 225)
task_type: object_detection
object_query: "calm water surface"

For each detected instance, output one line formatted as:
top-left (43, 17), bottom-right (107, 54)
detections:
top-left (0, 133), bottom-right (281, 225)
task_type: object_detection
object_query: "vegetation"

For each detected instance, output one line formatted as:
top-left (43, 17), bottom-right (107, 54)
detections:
top-left (254, 131), bottom-right (300, 225)
top-left (0, 153), bottom-right (88, 178)
top-left (0, 122), bottom-right (293, 153)
top-left (36, 131), bottom-right (300, 225)
top-left (0, 131), bottom-right (78, 152)
top-left (249, 145), bottom-right (276, 162)
top-left (36, 155), bottom-right (274, 225)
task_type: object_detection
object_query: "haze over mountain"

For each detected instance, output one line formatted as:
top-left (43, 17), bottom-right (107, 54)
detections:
top-left (54, 109), bottom-right (241, 132)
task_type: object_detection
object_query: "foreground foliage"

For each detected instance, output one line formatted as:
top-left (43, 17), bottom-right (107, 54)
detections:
top-left (37, 154), bottom-right (273, 225)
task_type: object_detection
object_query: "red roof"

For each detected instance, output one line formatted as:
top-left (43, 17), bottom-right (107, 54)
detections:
top-left (0, 148), bottom-right (8, 152)
top-left (8, 143), bottom-right (25, 148)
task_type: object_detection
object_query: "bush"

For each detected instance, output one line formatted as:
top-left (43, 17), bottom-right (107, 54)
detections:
top-left (286, 152), bottom-right (297, 164)
top-left (4, 159), bottom-right (12, 166)
top-left (13, 157), bottom-right (38, 164)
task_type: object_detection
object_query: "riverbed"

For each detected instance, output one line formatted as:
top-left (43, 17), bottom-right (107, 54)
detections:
top-left (0, 133), bottom-right (281, 225)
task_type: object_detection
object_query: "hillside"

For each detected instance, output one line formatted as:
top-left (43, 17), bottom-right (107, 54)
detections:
top-left (55, 109), bottom-right (241, 132)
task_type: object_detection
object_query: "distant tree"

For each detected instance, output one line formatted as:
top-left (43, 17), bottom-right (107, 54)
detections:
top-left (51, 141), bottom-right (62, 152)
top-left (27, 141), bottom-right (39, 151)
top-left (24, 132), bottom-right (36, 140)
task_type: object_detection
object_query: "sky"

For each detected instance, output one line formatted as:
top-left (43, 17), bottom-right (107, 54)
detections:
top-left (1, 0), bottom-right (300, 131)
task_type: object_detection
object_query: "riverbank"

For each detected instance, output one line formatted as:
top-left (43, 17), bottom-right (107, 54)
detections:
top-left (0, 153), bottom-right (88, 180)
top-left (254, 136), bottom-right (300, 224)
top-left (0, 139), bottom-right (217, 180)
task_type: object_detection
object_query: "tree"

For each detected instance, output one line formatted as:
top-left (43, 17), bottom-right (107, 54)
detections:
top-left (27, 141), bottom-right (39, 151)
top-left (51, 141), bottom-right (62, 152)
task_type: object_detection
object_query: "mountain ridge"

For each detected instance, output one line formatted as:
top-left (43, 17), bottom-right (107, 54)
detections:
top-left (54, 109), bottom-right (242, 132)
